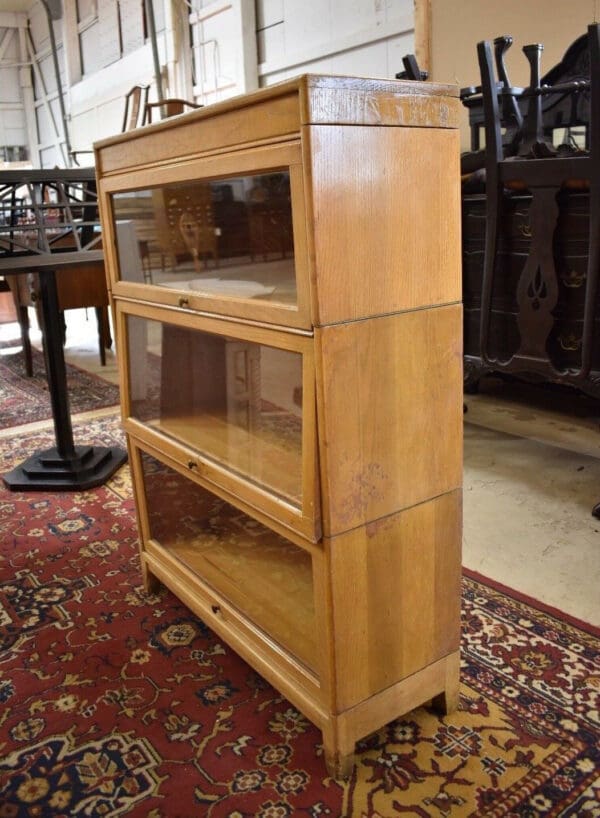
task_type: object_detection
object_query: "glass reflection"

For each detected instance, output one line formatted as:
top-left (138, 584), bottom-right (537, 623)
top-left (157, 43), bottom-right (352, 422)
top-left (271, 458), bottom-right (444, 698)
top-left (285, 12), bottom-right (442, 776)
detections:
top-left (127, 315), bottom-right (303, 507)
top-left (111, 172), bottom-right (296, 304)
top-left (139, 449), bottom-right (316, 669)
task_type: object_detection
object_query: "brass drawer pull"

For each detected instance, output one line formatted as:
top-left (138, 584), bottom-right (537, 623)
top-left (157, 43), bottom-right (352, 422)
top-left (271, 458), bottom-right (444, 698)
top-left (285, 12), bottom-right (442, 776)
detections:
top-left (178, 296), bottom-right (190, 308)
top-left (187, 460), bottom-right (198, 471)
top-left (558, 333), bottom-right (582, 351)
top-left (211, 604), bottom-right (222, 616)
top-left (560, 269), bottom-right (585, 288)
top-left (518, 221), bottom-right (532, 238)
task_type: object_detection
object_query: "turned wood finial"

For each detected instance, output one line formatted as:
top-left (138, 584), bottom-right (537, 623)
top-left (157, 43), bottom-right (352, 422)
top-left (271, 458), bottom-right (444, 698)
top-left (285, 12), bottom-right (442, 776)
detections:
top-left (493, 35), bottom-right (523, 148)
top-left (519, 43), bottom-right (554, 156)
top-left (493, 35), bottom-right (514, 88)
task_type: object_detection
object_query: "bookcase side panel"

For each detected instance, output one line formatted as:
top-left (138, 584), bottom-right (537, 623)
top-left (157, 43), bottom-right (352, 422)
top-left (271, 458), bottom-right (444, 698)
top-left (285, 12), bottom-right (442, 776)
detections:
top-left (315, 305), bottom-right (463, 537)
top-left (327, 489), bottom-right (462, 711)
top-left (306, 123), bottom-right (461, 326)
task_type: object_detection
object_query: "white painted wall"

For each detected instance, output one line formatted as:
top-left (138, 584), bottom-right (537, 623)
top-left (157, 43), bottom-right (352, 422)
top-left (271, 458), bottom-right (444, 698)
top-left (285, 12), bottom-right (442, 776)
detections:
top-left (35, 0), bottom-right (160, 165)
top-left (430, 0), bottom-right (597, 150)
top-left (68, 45), bottom-right (157, 158)
top-left (188, 0), bottom-right (258, 106)
top-left (27, 1), bottom-right (69, 167)
top-left (0, 0), bottom-right (418, 168)
top-left (256, 0), bottom-right (414, 85)
top-left (0, 11), bottom-right (31, 163)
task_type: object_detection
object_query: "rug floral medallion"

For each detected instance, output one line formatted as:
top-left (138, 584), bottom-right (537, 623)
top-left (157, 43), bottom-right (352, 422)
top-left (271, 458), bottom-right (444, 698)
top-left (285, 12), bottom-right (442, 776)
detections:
top-left (0, 414), bottom-right (598, 817)
top-left (0, 342), bottom-right (120, 429)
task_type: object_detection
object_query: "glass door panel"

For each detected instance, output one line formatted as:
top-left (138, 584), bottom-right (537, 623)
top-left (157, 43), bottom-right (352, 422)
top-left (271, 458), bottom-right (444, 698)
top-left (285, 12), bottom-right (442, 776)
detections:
top-left (126, 314), bottom-right (304, 508)
top-left (139, 450), bottom-right (316, 670)
top-left (111, 172), bottom-right (296, 306)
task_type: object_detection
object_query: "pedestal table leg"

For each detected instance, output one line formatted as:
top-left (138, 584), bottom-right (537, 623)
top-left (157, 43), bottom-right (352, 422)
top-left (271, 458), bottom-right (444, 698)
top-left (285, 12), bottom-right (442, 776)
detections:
top-left (3, 268), bottom-right (127, 491)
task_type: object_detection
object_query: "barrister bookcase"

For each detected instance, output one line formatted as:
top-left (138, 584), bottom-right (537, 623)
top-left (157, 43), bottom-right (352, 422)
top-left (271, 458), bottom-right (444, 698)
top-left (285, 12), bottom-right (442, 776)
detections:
top-left (95, 74), bottom-right (463, 778)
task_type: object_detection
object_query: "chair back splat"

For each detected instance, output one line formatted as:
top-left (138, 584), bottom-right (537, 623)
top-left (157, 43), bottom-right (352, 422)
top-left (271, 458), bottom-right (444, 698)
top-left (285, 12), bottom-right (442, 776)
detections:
top-left (121, 84), bottom-right (150, 132)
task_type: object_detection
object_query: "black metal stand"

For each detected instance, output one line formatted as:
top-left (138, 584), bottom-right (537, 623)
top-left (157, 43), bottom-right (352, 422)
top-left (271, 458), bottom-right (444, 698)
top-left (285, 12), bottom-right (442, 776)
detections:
top-left (3, 268), bottom-right (126, 491)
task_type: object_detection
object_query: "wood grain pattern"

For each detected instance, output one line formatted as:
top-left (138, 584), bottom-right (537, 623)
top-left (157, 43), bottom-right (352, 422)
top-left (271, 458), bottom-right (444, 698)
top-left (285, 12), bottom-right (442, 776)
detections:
top-left (301, 73), bottom-right (457, 99)
top-left (96, 75), bottom-right (463, 778)
top-left (414, 0), bottom-right (432, 73)
top-left (302, 84), bottom-right (459, 128)
top-left (306, 124), bottom-right (462, 325)
top-left (327, 490), bottom-right (462, 711)
top-left (95, 93), bottom-right (302, 176)
top-left (330, 650), bottom-right (460, 775)
top-left (315, 305), bottom-right (463, 536)
top-left (94, 74), bottom-right (458, 176)
top-left (98, 140), bottom-right (302, 195)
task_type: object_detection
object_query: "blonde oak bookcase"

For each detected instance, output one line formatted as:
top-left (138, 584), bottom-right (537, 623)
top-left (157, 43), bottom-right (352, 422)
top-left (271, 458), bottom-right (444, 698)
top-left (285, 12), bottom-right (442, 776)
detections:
top-left (94, 74), bottom-right (463, 778)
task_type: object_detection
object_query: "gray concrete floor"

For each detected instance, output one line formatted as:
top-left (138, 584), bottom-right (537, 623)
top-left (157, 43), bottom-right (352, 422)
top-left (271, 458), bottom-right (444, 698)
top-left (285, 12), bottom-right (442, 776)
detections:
top-left (3, 309), bottom-right (599, 627)
top-left (464, 378), bottom-right (600, 626)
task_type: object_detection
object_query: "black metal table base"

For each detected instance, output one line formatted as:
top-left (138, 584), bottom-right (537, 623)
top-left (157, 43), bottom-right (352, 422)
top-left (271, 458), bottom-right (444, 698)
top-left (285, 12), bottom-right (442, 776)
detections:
top-left (3, 445), bottom-right (128, 491)
top-left (0, 264), bottom-right (126, 493)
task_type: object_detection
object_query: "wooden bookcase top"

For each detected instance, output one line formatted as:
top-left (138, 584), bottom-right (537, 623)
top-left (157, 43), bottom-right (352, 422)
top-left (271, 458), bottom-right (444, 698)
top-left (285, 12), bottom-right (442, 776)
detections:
top-left (94, 73), bottom-right (460, 177)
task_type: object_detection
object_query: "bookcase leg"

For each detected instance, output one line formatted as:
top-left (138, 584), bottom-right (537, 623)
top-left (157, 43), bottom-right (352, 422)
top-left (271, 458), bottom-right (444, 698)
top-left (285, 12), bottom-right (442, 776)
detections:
top-left (431, 650), bottom-right (461, 715)
top-left (324, 746), bottom-right (355, 780)
top-left (142, 565), bottom-right (161, 594)
top-left (322, 722), bottom-right (355, 779)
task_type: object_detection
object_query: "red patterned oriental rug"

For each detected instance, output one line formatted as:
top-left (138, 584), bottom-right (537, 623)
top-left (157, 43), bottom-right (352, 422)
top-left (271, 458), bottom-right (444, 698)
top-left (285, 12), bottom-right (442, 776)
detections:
top-left (0, 340), bottom-right (120, 429)
top-left (0, 414), bottom-right (598, 817)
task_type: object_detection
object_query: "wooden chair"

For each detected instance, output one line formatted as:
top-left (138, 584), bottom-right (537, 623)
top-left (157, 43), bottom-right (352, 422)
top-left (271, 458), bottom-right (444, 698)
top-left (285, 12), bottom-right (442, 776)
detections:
top-left (70, 84), bottom-right (150, 166)
top-left (142, 97), bottom-right (201, 125)
top-left (477, 22), bottom-right (600, 389)
top-left (463, 32), bottom-right (591, 154)
top-left (121, 83), bottom-right (151, 131)
top-left (394, 53), bottom-right (428, 81)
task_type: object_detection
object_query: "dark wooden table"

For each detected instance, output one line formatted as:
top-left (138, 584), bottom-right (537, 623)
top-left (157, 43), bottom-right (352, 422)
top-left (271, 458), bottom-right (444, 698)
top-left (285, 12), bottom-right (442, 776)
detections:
top-left (0, 169), bottom-right (126, 490)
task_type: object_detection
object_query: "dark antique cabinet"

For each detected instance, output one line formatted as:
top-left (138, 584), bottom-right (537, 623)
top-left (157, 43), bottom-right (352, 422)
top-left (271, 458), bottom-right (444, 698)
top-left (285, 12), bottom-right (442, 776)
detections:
top-left (463, 190), bottom-right (600, 395)
top-left (461, 25), bottom-right (600, 399)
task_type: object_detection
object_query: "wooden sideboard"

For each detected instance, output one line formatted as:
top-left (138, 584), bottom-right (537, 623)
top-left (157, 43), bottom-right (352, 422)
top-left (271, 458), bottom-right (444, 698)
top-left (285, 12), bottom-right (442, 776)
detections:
top-left (95, 74), bottom-right (463, 777)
